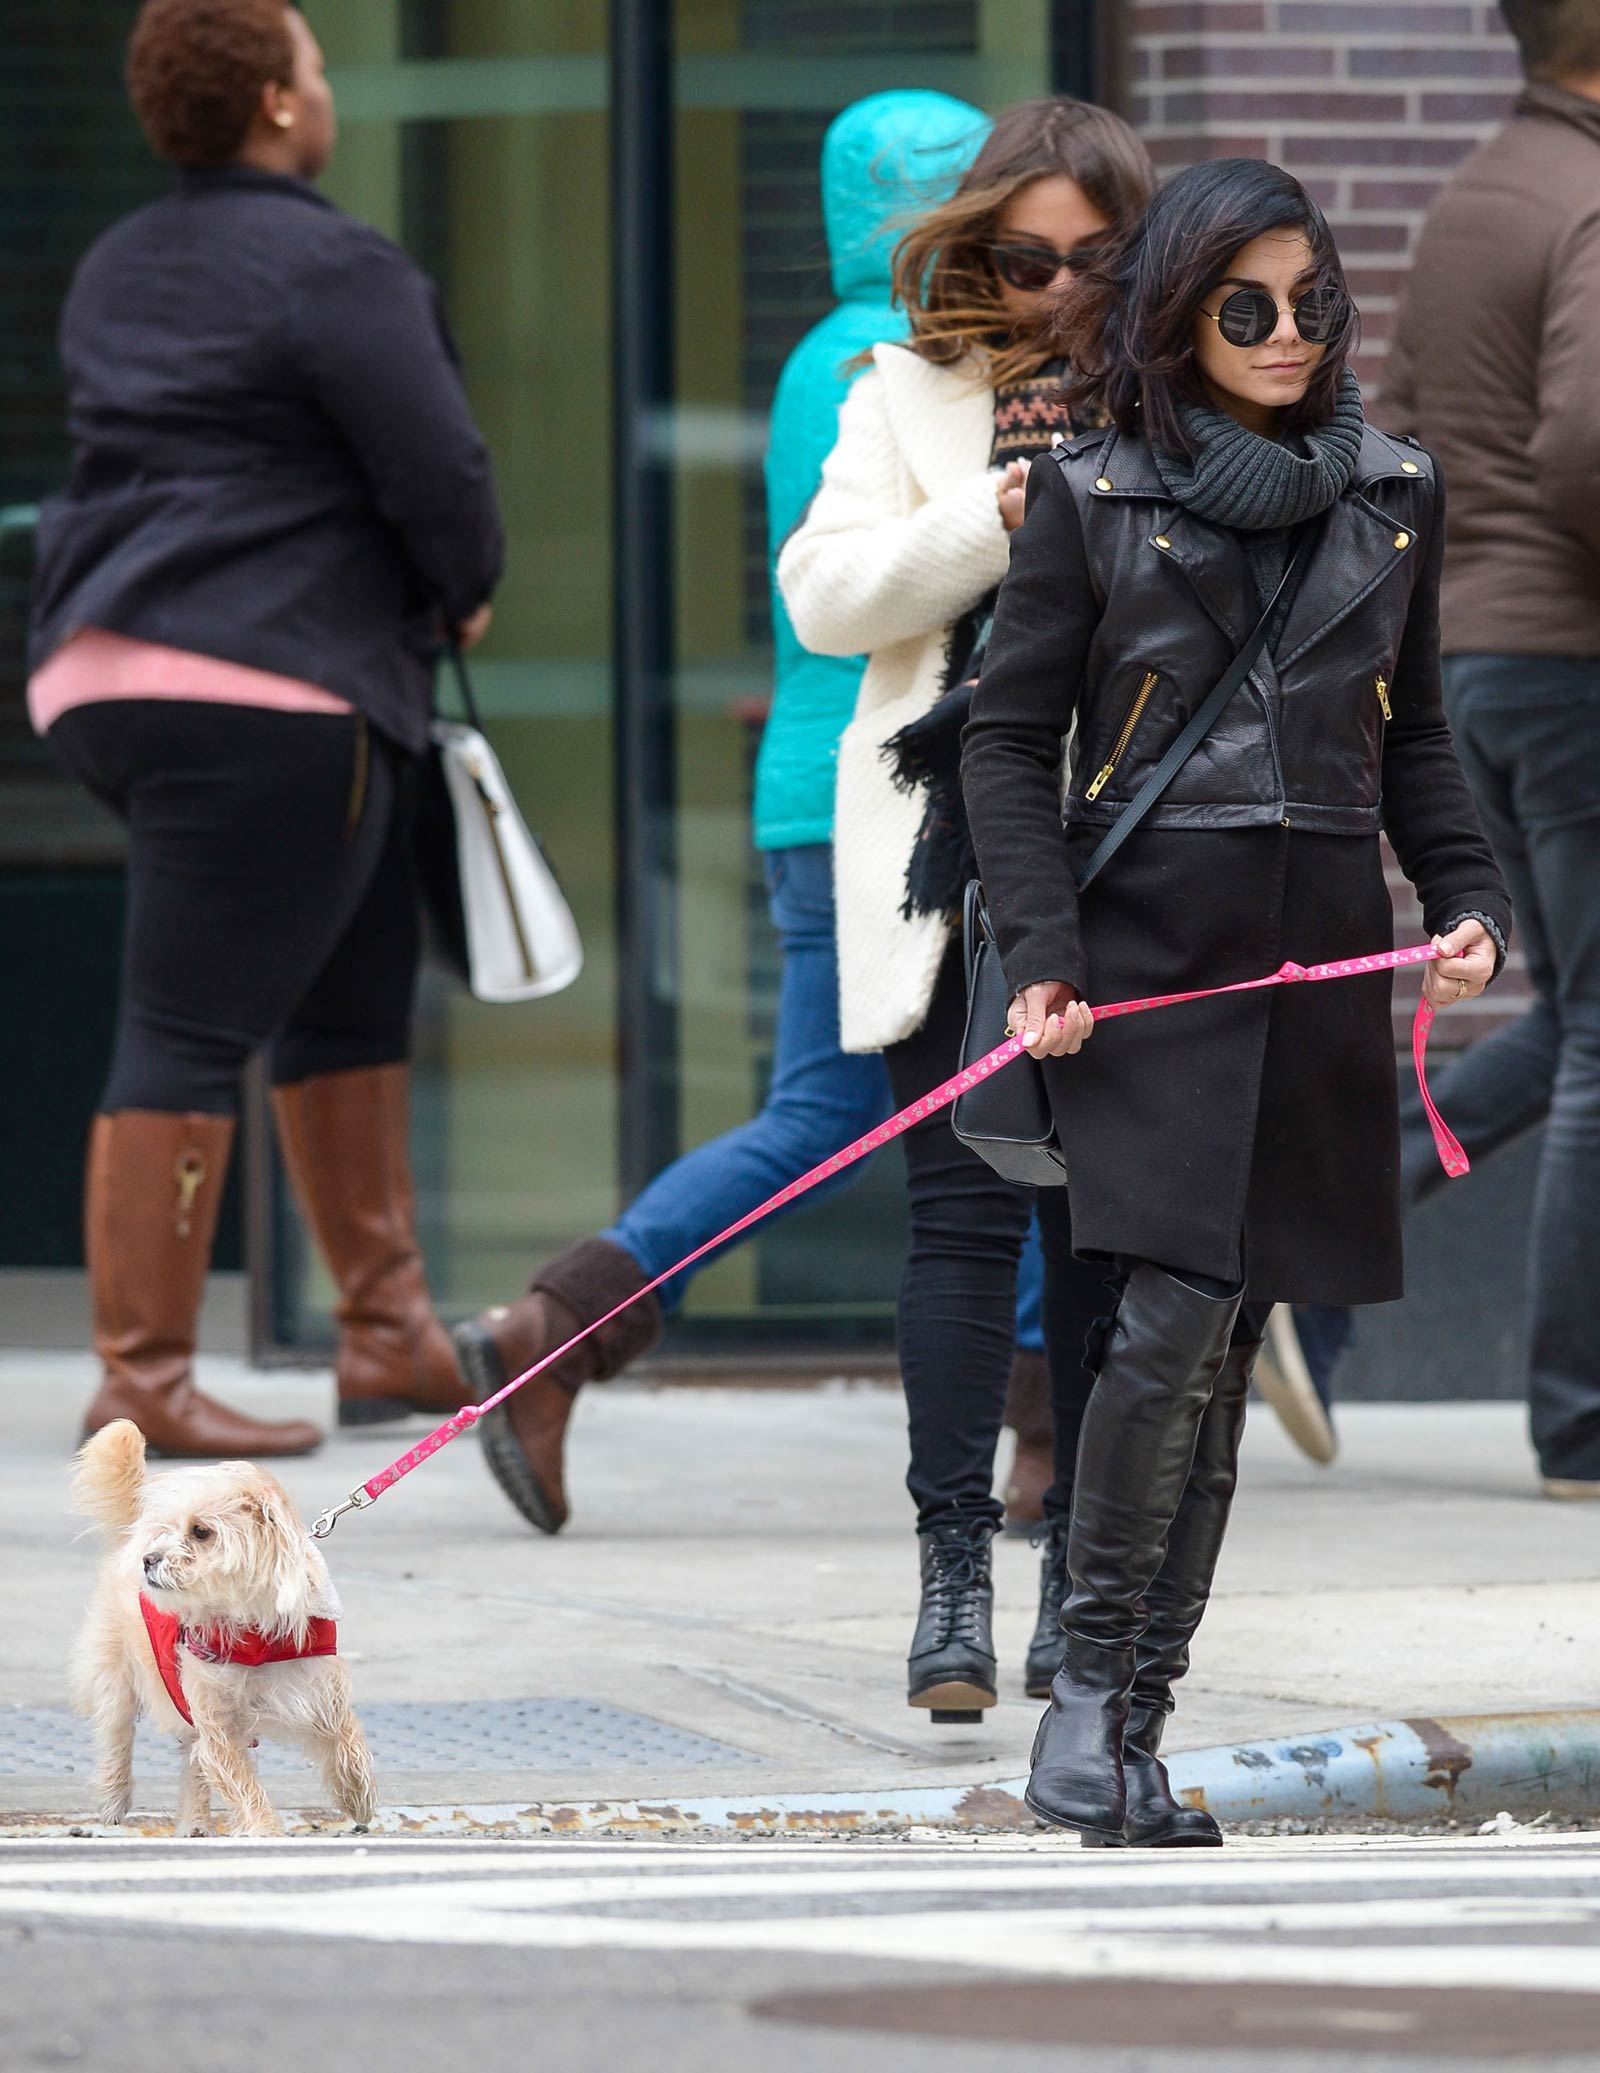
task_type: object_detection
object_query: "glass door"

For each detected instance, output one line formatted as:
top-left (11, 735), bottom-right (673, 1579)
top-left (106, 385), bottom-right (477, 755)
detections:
top-left (653, 0), bottom-right (1072, 1356)
top-left (270, 0), bottom-right (1091, 1363)
top-left (266, 1), bottom-right (621, 1349)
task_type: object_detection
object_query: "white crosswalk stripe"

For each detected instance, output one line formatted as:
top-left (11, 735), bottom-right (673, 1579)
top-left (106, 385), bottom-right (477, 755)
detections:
top-left (4, 1836), bottom-right (1600, 1996)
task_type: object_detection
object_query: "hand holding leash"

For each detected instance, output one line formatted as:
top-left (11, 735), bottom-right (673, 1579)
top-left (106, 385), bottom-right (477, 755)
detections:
top-left (1424, 918), bottom-right (1495, 1009)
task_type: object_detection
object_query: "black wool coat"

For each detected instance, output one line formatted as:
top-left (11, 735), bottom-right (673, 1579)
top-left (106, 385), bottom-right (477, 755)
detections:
top-left (30, 167), bottom-right (504, 754)
top-left (961, 425), bottom-right (1511, 1303)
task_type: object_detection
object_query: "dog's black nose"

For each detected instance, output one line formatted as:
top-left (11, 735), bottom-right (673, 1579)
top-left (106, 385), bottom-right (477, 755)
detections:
top-left (142, 1555), bottom-right (162, 1582)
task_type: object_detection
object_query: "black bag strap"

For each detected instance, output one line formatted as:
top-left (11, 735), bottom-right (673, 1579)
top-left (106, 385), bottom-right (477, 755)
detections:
top-left (963, 876), bottom-right (989, 993)
top-left (438, 641), bottom-right (487, 734)
top-left (1073, 531), bottom-right (1307, 895)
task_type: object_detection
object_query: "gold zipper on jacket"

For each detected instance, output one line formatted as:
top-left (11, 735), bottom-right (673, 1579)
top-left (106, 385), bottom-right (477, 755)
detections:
top-left (466, 757), bottom-right (537, 983)
top-left (1375, 673), bottom-right (1393, 722)
top-left (1085, 671), bottom-right (1160, 801)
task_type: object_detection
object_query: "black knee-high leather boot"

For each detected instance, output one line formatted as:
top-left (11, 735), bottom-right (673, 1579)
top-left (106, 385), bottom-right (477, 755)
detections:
top-left (1025, 1265), bottom-right (1242, 1841)
top-left (1123, 1336), bottom-right (1259, 1846)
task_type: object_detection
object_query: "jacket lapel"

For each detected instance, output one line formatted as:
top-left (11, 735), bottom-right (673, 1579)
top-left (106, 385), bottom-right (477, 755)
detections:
top-left (1152, 509), bottom-right (1258, 652)
top-left (873, 345), bottom-right (997, 497)
top-left (1275, 432), bottom-right (1424, 665)
top-left (1090, 431), bottom-right (1257, 650)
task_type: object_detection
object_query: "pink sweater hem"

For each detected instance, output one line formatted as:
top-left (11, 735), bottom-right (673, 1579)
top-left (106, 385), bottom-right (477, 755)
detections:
top-left (28, 629), bottom-right (354, 734)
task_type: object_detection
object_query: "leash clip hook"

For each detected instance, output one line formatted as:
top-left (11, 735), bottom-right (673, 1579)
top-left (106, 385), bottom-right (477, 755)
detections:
top-left (310, 1487), bottom-right (374, 1541)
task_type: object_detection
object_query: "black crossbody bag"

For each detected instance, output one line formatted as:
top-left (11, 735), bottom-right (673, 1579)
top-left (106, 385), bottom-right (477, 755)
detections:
top-left (952, 539), bottom-right (1307, 1186)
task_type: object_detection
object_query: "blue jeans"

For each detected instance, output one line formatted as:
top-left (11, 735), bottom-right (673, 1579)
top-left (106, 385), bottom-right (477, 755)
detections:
top-left (1399, 656), bottom-right (1600, 1479)
top-left (606, 843), bottom-right (1045, 1341)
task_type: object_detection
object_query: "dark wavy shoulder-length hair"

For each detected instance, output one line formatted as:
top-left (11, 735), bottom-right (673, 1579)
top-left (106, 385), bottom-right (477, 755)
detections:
top-left (883, 96), bottom-right (1154, 387)
top-left (1054, 158), bottom-right (1359, 457)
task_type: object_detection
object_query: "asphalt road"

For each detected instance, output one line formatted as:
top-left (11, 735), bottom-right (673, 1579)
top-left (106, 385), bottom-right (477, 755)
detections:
top-left (3, 1832), bottom-right (1599, 2071)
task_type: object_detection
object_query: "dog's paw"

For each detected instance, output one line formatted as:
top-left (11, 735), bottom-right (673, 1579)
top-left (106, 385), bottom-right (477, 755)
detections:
top-left (226, 1813), bottom-right (284, 1839)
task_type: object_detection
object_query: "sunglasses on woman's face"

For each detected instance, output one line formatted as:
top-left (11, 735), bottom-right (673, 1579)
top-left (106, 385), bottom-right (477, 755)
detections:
top-left (989, 240), bottom-right (1103, 292)
top-left (1201, 282), bottom-right (1352, 349)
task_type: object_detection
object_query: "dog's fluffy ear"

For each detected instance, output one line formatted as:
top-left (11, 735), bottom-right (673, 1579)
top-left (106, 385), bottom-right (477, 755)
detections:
top-left (71, 1420), bottom-right (147, 1539)
top-left (252, 1481), bottom-right (321, 1640)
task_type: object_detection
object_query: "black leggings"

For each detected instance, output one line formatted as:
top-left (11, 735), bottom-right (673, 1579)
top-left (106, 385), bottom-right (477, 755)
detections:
top-left (51, 701), bottom-right (421, 1114)
top-left (886, 943), bottom-right (1116, 1528)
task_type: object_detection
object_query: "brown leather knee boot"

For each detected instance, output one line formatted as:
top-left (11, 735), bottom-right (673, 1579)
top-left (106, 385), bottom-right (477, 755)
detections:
top-left (453, 1238), bottom-right (663, 1534)
top-left (271, 1062), bottom-right (463, 1427)
top-left (81, 1111), bottom-right (323, 1457)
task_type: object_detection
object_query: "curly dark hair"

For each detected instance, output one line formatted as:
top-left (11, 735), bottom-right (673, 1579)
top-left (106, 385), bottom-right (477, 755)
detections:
top-left (127, 0), bottom-right (295, 168)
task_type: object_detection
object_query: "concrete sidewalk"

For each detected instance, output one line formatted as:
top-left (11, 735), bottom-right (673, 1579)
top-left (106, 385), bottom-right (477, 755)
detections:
top-left (3, 1353), bottom-right (1597, 1832)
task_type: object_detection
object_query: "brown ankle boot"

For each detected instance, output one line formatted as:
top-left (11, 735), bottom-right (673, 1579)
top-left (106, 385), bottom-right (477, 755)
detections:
top-left (81, 1111), bottom-right (323, 1458)
top-left (453, 1237), bottom-right (663, 1534)
top-left (1002, 1346), bottom-right (1053, 1535)
top-left (271, 1063), bottom-right (463, 1427)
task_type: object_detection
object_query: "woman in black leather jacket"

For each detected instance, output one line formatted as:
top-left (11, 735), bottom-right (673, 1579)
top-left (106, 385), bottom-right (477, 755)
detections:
top-left (962, 159), bottom-right (1511, 1846)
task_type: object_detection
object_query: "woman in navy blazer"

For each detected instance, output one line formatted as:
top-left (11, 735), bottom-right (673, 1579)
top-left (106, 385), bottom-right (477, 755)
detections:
top-left (31, 1), bottom-right (504, 1458)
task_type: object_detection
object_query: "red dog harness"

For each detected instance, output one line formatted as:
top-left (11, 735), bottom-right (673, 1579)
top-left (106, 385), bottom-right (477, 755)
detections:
top-left (138, 1593), bottom-right (338, 1727)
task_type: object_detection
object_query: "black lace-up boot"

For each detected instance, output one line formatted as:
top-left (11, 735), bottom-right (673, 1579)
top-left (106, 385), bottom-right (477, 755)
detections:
top-left (1123, 1336), bottom-right (1259, 1847)
top-left (1026, 1265), bottom-right (1242, 1841)
top-left (1023, 1516), bottom-right (1071, 1698)
top-left (907, 1514), bottom-right (998, 1722)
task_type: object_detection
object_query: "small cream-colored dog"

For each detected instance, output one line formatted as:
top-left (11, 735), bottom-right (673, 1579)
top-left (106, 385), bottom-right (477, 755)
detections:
top-left (71, 1420), bottom-right (376, 1837)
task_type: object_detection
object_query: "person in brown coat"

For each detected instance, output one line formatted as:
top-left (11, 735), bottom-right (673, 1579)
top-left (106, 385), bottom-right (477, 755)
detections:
top-left (1299, 0), bottom-right (1600, 1499)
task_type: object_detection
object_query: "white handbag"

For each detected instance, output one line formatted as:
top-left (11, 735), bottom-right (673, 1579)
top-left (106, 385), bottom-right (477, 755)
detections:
top-left (419, 652), bottom-right (583, 1004)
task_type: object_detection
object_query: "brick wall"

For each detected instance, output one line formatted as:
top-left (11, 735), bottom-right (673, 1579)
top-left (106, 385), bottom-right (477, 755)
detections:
top-left (1123, 2), bottom-right (1520, 403)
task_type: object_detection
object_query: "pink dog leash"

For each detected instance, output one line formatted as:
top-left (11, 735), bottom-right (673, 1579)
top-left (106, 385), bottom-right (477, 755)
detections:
top-left (309, 941), bottom-right (1465, 1538)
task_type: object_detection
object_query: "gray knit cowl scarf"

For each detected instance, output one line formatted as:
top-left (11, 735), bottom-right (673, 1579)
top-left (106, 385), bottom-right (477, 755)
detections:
top-left (1151, 366), bottom-right (1365, 532)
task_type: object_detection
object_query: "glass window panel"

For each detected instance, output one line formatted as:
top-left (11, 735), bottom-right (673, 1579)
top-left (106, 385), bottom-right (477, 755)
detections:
top-left (277, 1), bottom-right (618, 1342)
top-left (661, 0), bottom-right (1058, 1354)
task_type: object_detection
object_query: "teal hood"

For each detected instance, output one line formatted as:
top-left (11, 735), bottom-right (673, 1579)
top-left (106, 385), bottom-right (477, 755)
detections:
top-left (754, 92), bottom-right (988, 853)
top-left (823, 90), bottom-right (990, 304)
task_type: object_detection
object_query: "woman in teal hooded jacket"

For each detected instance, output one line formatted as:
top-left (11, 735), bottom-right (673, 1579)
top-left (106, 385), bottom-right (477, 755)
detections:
top-left (757, 91), bottom-right (985, 852)
top-left (457, 91), bottom-right (1058, 1539)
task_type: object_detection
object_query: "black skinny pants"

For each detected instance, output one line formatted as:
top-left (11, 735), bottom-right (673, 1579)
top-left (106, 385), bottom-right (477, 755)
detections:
top-left (885, 943), bottom-right (1118, 1528)
top-left (51, 701), bottom-right (421, 1115)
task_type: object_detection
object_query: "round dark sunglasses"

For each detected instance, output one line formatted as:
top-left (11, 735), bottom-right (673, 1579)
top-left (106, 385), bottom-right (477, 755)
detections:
top-left (989, 240), bottom-right (1103, 292)
top-left (1201, 282), bottom-right (1352, 349)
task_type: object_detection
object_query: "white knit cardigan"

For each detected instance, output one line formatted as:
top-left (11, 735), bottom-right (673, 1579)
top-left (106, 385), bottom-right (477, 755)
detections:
top-left (777, 344), bottom-right (1009, 1053)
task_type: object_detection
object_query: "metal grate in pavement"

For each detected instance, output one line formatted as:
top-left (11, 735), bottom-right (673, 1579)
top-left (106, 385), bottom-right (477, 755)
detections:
top-left (0, 1700), bottom-right (754, 1778)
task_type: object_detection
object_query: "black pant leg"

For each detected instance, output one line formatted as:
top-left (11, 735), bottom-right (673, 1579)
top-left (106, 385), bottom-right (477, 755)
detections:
top-left (884, 943), bottom-right (1033, 1529)
top-left (50, 702), bottom-right (399, 1115)
top-left (1033, 1189), bottom-right (1123, 1519)
top-left (1445, 660), bottom-right (1600, 1479)
top-left (271, 743), bottom-right (422, 1085)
